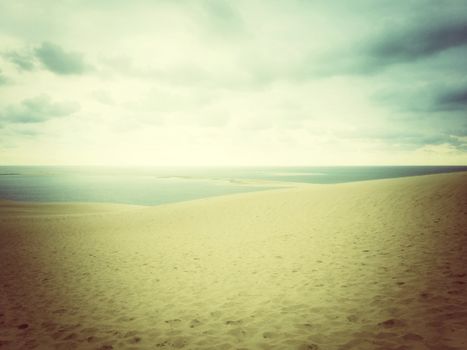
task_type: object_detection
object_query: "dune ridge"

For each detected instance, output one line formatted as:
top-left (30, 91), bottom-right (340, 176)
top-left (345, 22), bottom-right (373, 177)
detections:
top-left (0, 172), bottom-right (466, 349)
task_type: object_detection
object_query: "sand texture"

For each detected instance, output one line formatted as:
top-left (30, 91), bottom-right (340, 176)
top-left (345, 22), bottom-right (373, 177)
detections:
top-left (1, 173), bottom-right (466, 349)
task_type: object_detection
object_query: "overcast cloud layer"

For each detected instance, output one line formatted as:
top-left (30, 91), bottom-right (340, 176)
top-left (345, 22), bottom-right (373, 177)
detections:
top-left (1, 0), bottom-right (466, 165)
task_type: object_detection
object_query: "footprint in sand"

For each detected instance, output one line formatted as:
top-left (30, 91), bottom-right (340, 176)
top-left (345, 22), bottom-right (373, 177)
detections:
top-left (298, 344), bottom-right (320, 350)
top-left (165, 318), bottom-right (182, 325)
top-left (227, 327), bottom-right (247, 339)
top-left (53, 308), bottom-right (67, 314)
top-left (225, 319), bottom-right (242, 325)
top-left (127, 336), bottom-right (142, 344)
top-left (117, 316), bottom-right (135, 322)
top-left (156, 337), bottom-right (187, 348)
top-left (63, 333), bottom-right (79, 340)
top-left (402, 333), bottom-right (424, 341)
top-left (377, 318), bottom-right (407, 328)
top-left (98, 345), bottom-right (113, 350)
top-left (86, 335), bottom-right (105, 343)
top-left (262, 331), bottom-right (276, 339)
top-left (189, 319), bottom-right (202, 328)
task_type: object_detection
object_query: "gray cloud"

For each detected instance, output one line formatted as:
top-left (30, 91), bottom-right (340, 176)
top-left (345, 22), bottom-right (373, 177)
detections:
top-left (367, 21), bottom-right (467, 65)
top-left (339, 123), bottom-right (467, 153)
top-left (373, 80), bottom-right (467, 116)
top-left (0, 95), bottom-right (79, 124)
top-left (314, 20), bottom-right (467, 77)
top-left (4, 50), bottom-right (35, 71)
top-left (35, 42), bottom-right (90, 75)
top-left (437, 87), bottom-right (467, 111)
top-left (3, 43), bottom-right (92, 75)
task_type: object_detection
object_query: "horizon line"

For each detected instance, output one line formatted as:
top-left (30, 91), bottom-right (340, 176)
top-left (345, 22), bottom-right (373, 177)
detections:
top-left (1, 164), bottom-right (467, 168)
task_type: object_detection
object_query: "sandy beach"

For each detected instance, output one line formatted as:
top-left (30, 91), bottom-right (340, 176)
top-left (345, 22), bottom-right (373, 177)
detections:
top-left (0, 172), bottom-right (466, 350)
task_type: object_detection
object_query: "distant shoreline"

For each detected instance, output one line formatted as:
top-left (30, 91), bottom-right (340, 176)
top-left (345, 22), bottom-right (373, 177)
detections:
top-left (1, 166), bottom-right (467, 206)
top-left (1, 170), bottom-right (467, 209)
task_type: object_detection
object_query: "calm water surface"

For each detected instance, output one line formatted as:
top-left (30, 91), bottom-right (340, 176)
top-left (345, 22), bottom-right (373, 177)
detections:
top-left (0, 166), bottom-right (466, 205)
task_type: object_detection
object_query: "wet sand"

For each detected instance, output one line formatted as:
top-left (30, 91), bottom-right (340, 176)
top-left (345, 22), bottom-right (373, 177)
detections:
top-left (0, 172), bottom-right (466, 349)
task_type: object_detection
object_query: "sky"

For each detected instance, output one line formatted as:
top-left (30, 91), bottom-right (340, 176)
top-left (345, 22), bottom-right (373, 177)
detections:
top-left (0, 0), bottom-right (466, 166)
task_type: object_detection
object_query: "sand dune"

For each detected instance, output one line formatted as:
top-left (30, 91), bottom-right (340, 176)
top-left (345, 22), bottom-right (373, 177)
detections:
top-left (0, 173), bottom-right (466, 350)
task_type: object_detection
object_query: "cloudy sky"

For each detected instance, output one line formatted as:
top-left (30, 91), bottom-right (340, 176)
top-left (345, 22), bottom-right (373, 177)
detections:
top-left (1, 0), bottom-right (466, 165)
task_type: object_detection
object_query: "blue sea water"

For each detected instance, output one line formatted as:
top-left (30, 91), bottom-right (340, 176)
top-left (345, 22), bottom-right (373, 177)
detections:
top-left (0, 166), bottom-right (466, 205)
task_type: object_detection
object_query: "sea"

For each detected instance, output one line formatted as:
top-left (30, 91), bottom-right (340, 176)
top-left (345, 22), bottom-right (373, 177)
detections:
top-left (0, 166), bottom-right (466, 205)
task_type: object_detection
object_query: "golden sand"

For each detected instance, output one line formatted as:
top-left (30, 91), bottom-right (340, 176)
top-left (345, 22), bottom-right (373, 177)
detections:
top-left (1, 173), bottom-right (466, 349)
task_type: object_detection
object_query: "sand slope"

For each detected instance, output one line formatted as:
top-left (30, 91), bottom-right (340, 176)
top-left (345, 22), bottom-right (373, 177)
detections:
top-left (0, 173), bottom-right (466, 350)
